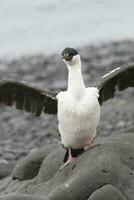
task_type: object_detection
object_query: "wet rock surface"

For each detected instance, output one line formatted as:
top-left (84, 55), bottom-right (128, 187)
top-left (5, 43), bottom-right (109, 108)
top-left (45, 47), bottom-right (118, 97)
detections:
top-left (0, 40), bottom-right (134, 199)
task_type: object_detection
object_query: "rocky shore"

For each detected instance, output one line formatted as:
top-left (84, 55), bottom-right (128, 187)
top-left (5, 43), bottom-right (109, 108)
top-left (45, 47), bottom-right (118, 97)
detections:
top-left (0, 134), bottom-right (134, 200)
top-left (0, 40), bottom-right (134, 199)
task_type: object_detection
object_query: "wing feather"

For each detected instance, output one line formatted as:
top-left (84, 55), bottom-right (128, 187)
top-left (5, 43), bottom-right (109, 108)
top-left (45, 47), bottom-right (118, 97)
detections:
top-left (0, 80), bottom-right (58, 116)
top-left (96, 63), bottom-right (134, 105)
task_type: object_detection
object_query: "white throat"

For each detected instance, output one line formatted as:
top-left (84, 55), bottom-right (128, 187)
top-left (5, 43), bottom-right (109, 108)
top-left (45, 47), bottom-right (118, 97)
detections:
top-left (65, 55), bottom-right (86, 98)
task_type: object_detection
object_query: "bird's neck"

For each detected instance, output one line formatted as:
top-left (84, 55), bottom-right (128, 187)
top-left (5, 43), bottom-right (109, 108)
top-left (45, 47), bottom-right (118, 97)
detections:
top-left (67, 61), bottom-right (86, 98)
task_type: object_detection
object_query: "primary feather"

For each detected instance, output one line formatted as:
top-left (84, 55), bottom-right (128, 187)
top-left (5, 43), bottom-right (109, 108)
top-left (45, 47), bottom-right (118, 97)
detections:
top-left (96, 62), bottom-right (134, 104)
top-left (0, 80), bottom-right (58, 116)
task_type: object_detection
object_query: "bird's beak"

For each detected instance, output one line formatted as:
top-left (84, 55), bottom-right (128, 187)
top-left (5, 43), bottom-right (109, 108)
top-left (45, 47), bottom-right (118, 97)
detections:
top-left (62, 54), bottom-right (73, 61)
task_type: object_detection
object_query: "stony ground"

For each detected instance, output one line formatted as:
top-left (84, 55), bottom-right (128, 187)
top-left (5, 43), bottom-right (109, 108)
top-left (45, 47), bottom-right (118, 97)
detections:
top-left (0, 40), bottom-right (134, 176)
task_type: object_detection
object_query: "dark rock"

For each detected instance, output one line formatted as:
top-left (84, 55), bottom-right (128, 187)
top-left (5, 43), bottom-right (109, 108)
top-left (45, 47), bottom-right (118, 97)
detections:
top-left (0, 194), bottom-right (47, 200)
top-left (13, 144), bottom-right (59, 180)
top-left (88, 184), bottom-right (127, 200)
top-left (0, 160), bottom-right (15, 179)
top-left (0, 134), bottom-right (133, 200)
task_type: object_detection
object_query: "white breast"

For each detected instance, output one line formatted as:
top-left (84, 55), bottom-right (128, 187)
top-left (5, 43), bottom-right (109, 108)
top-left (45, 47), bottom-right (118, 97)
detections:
top-left (57, 87), bottom-right (100, 148)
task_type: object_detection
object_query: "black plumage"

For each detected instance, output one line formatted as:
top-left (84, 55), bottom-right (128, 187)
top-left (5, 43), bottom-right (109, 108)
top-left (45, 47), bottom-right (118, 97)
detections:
top-left (0, 63), bottom-right (134, 117)
top-left (0, 80), bottom-right (58, 116)
top-left (63, 148), bottom-right (84, 162)
top-left (96, 63), bottom-right (134, 105)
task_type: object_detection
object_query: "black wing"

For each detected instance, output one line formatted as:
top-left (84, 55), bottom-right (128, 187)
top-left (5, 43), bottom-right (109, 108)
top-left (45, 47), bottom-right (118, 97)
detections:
top-left (0, 80), bottom-right (59, 116)
top-left (96, 63), bottom-right (134, 105)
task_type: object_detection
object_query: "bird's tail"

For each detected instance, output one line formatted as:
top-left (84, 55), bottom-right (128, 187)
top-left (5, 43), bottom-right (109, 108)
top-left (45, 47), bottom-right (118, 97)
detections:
top-left (63, 148), bottom-right (84, 162)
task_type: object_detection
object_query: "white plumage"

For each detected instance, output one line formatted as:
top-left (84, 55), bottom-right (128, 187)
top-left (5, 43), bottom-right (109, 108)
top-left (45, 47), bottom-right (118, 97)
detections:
top-left (57, 54), bottom-right (100, 149)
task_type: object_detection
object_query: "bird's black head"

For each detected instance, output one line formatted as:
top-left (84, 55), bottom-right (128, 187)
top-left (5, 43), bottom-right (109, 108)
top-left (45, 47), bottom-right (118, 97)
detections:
top-left (62, 47), bottom-right (78, 61)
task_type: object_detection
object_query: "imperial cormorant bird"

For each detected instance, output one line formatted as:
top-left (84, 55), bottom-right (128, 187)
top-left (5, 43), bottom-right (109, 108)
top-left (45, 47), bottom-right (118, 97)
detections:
top-left (0, 47), bottom-right (134, 168)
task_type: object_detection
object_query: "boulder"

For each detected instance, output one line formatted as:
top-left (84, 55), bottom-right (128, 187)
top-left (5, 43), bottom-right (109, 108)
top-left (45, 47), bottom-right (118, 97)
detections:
top-left (0, 134), bottom-right (133, 200)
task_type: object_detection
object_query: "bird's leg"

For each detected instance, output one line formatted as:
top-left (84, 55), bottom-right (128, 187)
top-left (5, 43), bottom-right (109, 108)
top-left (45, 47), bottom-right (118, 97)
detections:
top-left (84, 140), bottom-right (95, 151)
top-left (84, 140), bottom-right (100, 151)
top-left (60, 148), bottom-right (75, 170)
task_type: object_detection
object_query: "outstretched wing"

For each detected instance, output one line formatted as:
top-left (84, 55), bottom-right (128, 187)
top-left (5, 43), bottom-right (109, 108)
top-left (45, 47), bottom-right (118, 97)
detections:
top-left (0, 80), bottom-right (59, 116)
top-left (96, 63), bottom-right (134, 105)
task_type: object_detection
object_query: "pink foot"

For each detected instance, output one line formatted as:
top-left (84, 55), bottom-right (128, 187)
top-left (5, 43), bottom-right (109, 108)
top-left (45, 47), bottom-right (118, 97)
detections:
top-left (60, 148), bottom-right (75, 170)
top-left (84, 141), bottom-right (100, 151)
top-left (84, 140), bottom-right (96, 151)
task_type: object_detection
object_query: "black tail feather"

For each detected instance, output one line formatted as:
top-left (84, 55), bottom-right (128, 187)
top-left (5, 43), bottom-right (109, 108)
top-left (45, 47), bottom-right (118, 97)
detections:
top-left (63, 148), bottom-right (84, 162)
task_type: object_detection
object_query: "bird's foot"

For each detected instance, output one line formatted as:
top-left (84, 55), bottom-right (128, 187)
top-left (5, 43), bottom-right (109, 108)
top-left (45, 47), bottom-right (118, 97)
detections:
top-left (84, 142), bottom-right (100, 151)
top-left (60, 157), bottom-right (75, 170)
top-left (84, 138), bottom-right (100, 151)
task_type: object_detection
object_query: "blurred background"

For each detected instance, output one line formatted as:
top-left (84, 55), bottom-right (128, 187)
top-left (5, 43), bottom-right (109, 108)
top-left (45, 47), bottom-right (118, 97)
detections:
top-left (0, 0), bottom-right (134, 177)
top-left (0, 0), bottom-right (134, 57)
